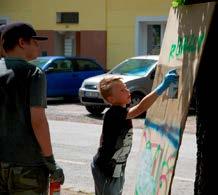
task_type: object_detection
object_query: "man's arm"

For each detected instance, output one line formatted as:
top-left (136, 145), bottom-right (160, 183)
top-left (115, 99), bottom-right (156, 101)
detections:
top-left (31, 106), bottom-right (64, 184)
top-left (29, 68), bottom-right (64, 184)
top-left (30, 106), bottom-right (53, 156)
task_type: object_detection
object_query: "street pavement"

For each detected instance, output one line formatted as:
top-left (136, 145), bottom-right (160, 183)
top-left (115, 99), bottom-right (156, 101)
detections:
top-left (48, 120), bottom-right (196, 195)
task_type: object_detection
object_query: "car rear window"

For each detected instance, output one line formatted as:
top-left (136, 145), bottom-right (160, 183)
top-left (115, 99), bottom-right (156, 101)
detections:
top-left (111, 59), bottom-right (157, 76)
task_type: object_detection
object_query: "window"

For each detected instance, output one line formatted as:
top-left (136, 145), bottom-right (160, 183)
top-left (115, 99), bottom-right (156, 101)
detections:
top-left (49, 59), bottom-right (72, 71)
top-left (41, 51), bottom-right (47, 56)
top-left (111, 59), bottom-right (157, 76)
top-left (136, 16), bottom-right (167, 56)
top-left (0, 20), bottom-right (6, 26)
top-left (147, 25), bottom-right (161, 55)
top-left (0, 17), bottom-right (9, 26)
top-left (56, 12), bottom-right (79, 24)
top-left (75, 60), bottom-right (101, 71)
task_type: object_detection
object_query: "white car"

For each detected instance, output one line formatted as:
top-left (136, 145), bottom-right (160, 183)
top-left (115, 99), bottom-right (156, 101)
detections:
top-left (79, 55), bottom-right (159, 115)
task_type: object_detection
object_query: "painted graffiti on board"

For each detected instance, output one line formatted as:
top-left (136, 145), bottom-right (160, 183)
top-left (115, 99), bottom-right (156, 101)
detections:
top-left (135, 119), bottom-right (180, 195)
top-left (168, 33), bottom-right (205, 61)
top-left (134, 2), bottom-right (215, 195)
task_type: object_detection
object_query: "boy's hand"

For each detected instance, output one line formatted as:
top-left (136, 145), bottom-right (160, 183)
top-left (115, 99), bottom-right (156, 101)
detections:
top-left (154, 69), bottom-right (178, 96)
top-left (44, 155), bottom-right (65, 184)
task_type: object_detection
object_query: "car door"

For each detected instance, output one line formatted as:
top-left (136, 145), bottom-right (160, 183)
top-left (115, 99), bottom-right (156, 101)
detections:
top-left (70, 59), bottom-right (104, 95)
top-left (45, 59), bottom-right (74, 97)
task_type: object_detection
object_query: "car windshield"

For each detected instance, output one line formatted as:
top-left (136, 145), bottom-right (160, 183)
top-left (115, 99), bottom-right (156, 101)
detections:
top-left (110, 58), bottom-right (157, 76)
top-left (30, 58), bottom-right (51, 68)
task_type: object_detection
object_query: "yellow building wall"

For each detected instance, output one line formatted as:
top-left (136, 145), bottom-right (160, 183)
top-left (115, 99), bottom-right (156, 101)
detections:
top-left (106, 0), bottom-right (171, 69)
top-left (0, 0), bottom-right (171, 69)
top-left (0, 0), bottom-right (106, 30)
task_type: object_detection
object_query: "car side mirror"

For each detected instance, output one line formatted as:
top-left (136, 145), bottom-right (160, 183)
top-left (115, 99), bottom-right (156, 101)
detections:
top-left (46, 67), bottom-right (55, 72)
top-left (150, 70), bottom-right (155, 80)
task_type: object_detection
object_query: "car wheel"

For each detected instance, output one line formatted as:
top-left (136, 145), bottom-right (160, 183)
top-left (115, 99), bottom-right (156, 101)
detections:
top-left (129, 93), bottom-right (146, 117)
top-left (85, 105), bottom-right (106, 115)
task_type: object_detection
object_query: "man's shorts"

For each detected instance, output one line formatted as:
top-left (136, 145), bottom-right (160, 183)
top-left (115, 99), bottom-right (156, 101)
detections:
top-left (0, 162), bottom-right (49, 195)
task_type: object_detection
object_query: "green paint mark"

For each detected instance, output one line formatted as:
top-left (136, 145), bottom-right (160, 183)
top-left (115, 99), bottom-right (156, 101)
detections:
top-left (183, 35), bottom-right (188, 52)
top-left (176, 36), bottom-right (183, 57)
top-left (146, 140), bottom-right (151, 149)
top-left (153, 144), bottom-right (161, 160)
top-left (197, 33), bottom-right (205, 51)
top-left (168, 33), bottom-right (205, 61)
top-left (160, 181), bottom-right (163, 188)
top-left (189, 34), bottom-right (197, 52)
top-left (169, 44), bottom-right (177, 61)
top-left (162, 161), bottom-right (169, 169)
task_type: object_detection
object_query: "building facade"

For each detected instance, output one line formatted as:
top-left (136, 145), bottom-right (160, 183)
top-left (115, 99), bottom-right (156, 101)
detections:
top-left (0, 0), bottom-right (171, 69)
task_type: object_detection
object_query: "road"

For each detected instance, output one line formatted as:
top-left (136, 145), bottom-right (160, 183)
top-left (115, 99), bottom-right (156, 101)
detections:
top-left (46, 99), bottom-right (197, 195)
top-left (45, 98), bottom-right (196, 134)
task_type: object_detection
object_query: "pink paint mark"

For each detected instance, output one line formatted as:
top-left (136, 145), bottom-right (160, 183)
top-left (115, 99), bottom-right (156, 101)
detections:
top-left (152, 143), bottom-right (158, 147)
top-left (160, 175), bottom-right (167, 181)
top-left (167, 169), bottom-right (174, 175)
top-left (157, 174), bottom-right (168, 195)
top-left (143, 131), bottom-right (146, 138)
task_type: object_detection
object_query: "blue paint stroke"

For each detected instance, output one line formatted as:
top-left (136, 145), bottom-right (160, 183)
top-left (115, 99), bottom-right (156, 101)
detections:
top-left (144, 119), bottom-right (181, 149)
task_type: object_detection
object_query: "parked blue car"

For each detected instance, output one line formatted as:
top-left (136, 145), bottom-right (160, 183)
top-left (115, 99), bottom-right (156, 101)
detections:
top-left (30, 56), bottom-right (105, 98)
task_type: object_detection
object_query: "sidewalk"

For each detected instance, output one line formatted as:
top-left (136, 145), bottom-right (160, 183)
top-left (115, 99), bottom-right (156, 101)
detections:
top-left (49, 119), bottom-right (196, 195)
top-left (184, 115), bottom-right (196, 134)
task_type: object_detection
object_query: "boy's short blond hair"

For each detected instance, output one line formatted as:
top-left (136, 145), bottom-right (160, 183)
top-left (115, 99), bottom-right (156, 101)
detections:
top-left (99, 75), bottom-right (122, 101)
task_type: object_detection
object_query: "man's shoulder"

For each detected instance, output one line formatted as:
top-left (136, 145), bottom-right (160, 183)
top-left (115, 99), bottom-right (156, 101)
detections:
top-left (2, 58), bottom-right (45, 82)
top-left (5, 57), bottom-right (28, 64)
top-left (4, 57), bottom-right (41, 76)
top-left (5, 57), bottom-right (35, 69)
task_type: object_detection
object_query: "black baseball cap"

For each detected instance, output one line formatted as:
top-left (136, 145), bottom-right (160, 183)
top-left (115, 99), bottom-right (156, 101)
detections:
top-left (1, 22), bottom-right (48, 51)
top-left (1, 22), bottom-right (48, 41)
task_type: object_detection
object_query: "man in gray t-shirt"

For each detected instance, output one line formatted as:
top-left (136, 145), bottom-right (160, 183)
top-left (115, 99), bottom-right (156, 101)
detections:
top-left (0, 22), bottom-right (64, 194)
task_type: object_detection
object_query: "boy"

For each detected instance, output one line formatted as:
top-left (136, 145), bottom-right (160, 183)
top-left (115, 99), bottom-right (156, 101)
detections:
top-left (91, 69), bottom-right (178, 195)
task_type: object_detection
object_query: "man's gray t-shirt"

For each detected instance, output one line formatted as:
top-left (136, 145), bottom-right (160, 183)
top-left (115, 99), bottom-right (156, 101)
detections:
top-left (0, 57), bottom-right (47, 165)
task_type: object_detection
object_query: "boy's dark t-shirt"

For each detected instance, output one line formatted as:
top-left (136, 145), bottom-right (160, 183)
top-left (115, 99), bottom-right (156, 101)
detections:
top-left (93, 105), bottom-right (133, 178)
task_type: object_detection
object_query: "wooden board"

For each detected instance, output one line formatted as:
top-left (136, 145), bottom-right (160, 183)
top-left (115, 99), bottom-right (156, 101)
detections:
top-left (135, 2), bottom-right (215, 195)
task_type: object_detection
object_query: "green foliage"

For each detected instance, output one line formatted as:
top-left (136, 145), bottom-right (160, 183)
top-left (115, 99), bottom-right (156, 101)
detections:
top-left (172, 0), bottom-right (186, 8)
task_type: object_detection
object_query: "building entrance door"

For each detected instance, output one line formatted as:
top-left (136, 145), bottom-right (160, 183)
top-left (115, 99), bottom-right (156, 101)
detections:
top-left (136, 16), bottom-right (167, 56)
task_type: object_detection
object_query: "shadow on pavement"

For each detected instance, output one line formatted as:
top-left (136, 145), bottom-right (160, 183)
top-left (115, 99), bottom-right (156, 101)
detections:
top-left (47, 97), bottom-right (81, 105)
top-left (86, 113), bottom-right (104, 121)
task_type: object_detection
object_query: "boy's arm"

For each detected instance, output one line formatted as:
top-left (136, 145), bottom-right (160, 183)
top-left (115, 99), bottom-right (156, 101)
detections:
top-left (127, 90), bottom-right (158, 119)
top-left (127, 69), bottom-right (178, 119)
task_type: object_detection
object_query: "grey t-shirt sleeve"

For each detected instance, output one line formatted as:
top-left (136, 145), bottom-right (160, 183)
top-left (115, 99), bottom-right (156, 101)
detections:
top-left (29, 67), bottom-right (47, 108)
